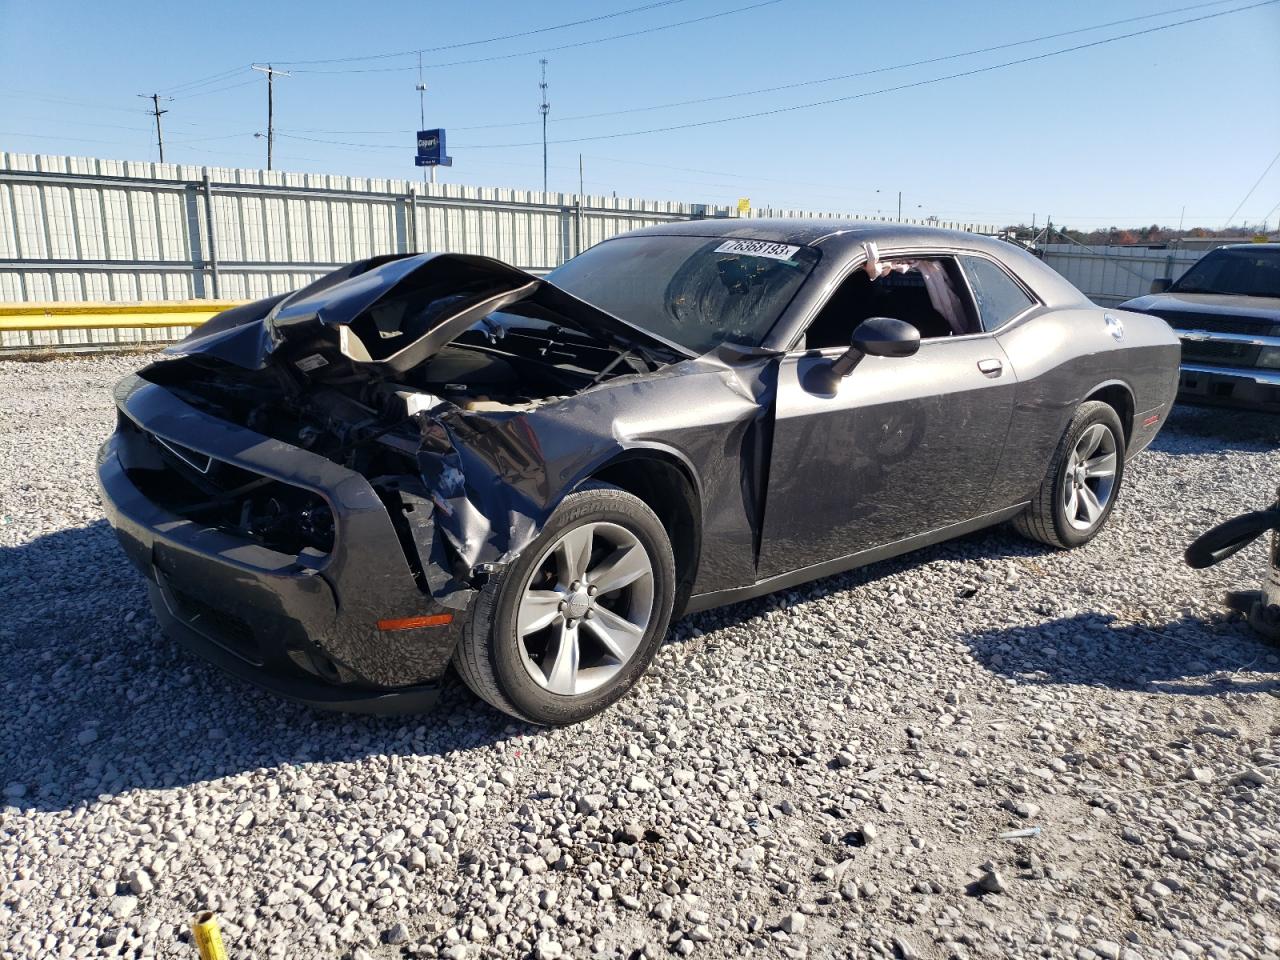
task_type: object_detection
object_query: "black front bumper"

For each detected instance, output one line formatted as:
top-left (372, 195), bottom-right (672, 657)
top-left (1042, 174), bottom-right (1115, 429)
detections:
top-left (1178, 363), bottom-right (1280, 413)
top-left (96, 374), bottom-right (467, 714)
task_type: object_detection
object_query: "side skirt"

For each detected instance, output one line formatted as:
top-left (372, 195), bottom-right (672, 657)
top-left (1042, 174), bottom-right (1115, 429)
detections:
top-left (681, 502), bottom-right (1029, 615)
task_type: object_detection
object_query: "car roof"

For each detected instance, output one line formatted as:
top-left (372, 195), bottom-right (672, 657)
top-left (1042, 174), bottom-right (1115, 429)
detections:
top-left (616, 217), bottom-right (1000, 251)
top-left (1218, 242), bottom-right (1280, 250)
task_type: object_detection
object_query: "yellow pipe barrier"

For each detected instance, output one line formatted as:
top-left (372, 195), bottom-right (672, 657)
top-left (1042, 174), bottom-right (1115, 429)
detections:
top-left (0, 301), bottom-right (244, 332)
top-left (190, 912), bottom-right (229, 960)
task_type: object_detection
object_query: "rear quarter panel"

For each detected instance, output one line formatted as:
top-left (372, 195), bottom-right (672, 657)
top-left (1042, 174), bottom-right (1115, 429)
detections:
top-left (987, 306), bottom-right (1180, 508)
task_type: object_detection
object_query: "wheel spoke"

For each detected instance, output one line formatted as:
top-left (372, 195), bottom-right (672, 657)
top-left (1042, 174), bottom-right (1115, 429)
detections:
top-left (555, 525), bottom-right (594, 585)
top-left (1065, 485), bottom-right (1081, 522)
top-left (544, 621), bottom-right (580, 695)
top-left (582, 606), bottom-right (644, 663)
top-left (518, 590), bottom-right (563, 636)
top-left (1076, 424), bottom-right (1105, 460)
top-left (1083, 452), bottom-right (1117, 479)
top-left (588, 542), bottom-right (651, 596)
top-left (1079, 485), bottom-right (1103, 524)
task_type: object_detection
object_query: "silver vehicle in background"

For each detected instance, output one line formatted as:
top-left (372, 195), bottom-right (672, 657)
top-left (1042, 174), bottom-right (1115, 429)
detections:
top-left (1120, 244), bottom-right (1280, 412)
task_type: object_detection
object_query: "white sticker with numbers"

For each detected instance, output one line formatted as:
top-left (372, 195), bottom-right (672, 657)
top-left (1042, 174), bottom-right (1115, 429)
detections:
top-left (714, 239), bottom-right (800, 260)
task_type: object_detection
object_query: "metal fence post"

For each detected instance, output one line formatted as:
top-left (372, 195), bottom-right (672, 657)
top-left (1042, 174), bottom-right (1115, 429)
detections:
top-left (184, 182), bottom-right (208, 299)
top-left (202, 174), bottom-right (220, 299)
top-left (394, 194), bottom-right (409, 254)
top-left (576, 193), bottom-right (585, 259)
top-left (407, 185), bottom-right (418, 253)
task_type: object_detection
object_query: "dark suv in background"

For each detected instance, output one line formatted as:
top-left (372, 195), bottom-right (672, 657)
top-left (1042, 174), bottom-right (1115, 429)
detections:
top-left (1120, 243), bottom-right (1280, 412)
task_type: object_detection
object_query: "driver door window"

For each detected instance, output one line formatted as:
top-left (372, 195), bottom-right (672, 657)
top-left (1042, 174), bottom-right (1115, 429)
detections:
top-left (804, 256), bottom-right (980, 349)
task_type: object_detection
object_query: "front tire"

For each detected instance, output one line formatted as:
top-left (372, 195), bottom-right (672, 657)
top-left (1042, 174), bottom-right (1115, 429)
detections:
top-left (1013, 400), bottom-right (1125, 549)
top-left (453, 482), bottom-right (676, 725)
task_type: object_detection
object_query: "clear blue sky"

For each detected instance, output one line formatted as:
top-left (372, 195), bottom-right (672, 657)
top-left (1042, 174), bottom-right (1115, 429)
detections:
top-left (2, 0), bottom-right (1278, 230)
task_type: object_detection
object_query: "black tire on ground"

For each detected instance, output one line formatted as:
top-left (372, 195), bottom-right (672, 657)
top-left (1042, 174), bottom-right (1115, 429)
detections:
top-left (452, 481), bottom-right (676, 725)
top-left (1012, 400), bottom-right (1127, 549)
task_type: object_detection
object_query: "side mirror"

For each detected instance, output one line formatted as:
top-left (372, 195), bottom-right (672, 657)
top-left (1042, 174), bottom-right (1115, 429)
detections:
top-left (853, 316), bottom-right (922, 358)
top-left (829, 316), bottom-right (921, 379)
top-left (1150, 277), bottom-right (1172, 294)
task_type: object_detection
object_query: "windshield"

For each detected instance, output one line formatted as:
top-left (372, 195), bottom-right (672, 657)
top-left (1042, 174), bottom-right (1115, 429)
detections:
top-left (545, 235), bottom-right (820, 353)
top-left (1171, 247), bottom-right (1280, 298)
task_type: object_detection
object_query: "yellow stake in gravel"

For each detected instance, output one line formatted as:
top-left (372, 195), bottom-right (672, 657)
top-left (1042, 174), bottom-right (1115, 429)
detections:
top-left (191, 912), bottom-right (228, 960)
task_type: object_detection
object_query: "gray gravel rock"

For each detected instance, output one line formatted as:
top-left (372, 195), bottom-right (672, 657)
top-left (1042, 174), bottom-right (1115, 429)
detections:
top-left (1, 356), bottom-right (1278, 960)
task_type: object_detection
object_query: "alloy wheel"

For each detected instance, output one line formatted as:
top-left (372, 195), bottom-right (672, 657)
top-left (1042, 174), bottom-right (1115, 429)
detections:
top-left (1062, 422), bottom-right (1118, 532)
top-left (515, 521), bottom-right (655, 696)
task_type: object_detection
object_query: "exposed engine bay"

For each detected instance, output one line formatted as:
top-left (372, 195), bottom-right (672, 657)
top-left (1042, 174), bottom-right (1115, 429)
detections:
top-left (144, 311), bottom-right (666, 458)
top-left (129, 301), bottom-right (676, 595)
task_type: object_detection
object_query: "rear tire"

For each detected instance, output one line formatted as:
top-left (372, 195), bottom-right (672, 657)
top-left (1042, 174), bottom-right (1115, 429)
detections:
top-left (453, 482), bottom-right (676, 725)
top-left (1012, 400), bottom-right (1126, 549)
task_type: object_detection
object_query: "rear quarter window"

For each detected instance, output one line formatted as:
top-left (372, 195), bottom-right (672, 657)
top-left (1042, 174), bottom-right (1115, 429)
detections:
top-left (959, 255), bottom-right (1036, 331)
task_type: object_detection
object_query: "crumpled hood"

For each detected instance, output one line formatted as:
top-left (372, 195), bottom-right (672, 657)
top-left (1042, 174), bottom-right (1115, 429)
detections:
top-left (1120, 291), bottom-right (1280, 322)
top-left (169, 252), bottom-right (692, 372)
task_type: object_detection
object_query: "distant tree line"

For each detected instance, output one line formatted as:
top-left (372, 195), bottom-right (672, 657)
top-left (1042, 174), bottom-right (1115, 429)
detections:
top-left (1001, 223), bottom-right (1268, 246)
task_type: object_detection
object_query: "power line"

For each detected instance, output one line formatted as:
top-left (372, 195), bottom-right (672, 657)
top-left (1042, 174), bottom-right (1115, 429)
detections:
top-left (450, 1), bottom-right (1279, 149)
top-left (1, 113), bottom-right (152, 132)
top-left (449, 0), bottom-right (1252, 131)
top-left (271, 0), bottom-right (1253, 139)
top-left (288, 0), bottom-right (784, 74)
top-left (274, 0), bottom-right (691, 65)
top-left (161, 65), bottom-right (251, 95)
top-left (173, 77), bottom-right (261, 101)
top-left (0, 89), bottom-right (144, 114)
top-left (1221, 147), bottom-right (1280, 228)
top-left (166, 131), bottom-right (258, 145)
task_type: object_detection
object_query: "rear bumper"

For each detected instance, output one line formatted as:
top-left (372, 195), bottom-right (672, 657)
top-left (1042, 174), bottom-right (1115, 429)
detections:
top-left (96, 374), bottom-right (467, 713)
top-left (1177, 363), bottom-right (1280, 413)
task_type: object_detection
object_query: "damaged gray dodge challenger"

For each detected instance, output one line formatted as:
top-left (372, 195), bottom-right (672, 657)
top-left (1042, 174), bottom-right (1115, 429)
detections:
top-left (97, 220), bottom-right (1181, 723)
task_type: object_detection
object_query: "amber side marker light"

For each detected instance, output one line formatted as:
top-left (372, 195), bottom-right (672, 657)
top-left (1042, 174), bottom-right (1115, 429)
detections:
top-left (377, 613), bottom-right (454, 631)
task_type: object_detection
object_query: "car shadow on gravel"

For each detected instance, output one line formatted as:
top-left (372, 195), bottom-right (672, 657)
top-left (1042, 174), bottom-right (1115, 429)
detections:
top-left (0, 521), bottom-right (532, 814)
top-left (960, 609), bottom-right (1279, 695)
top-left (1154, 403), bottom-right (1280, 455)
top-left (2, 518), bottom-right (1055, 812)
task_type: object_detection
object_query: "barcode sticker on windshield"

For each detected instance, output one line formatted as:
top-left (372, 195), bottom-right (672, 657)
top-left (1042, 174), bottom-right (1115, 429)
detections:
top-left (715, 239), bottom-right (800, 260)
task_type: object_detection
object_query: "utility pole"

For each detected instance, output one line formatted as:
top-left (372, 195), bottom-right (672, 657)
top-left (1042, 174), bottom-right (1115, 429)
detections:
top-left (539, 59), bottom-right (550, 194)
top-left (416, 51), bottom-right (433, 186)
top-left (251, 64), bottom-right (290, 170)
top-left (897, 191), bottom-right (902, 221)
top-left (138, 94), bottom-right (171, 162)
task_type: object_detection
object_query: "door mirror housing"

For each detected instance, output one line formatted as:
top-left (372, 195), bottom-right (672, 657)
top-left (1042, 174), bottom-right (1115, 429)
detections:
top-left (1150, 277), bottom-right (1172, 294)
top-left (853, 316), bottom-right (922, 358)
top-left (828, 316), bottom-right (921, 379)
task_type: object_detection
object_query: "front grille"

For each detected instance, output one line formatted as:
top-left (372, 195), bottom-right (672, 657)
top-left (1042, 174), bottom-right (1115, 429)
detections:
top-left (1155, 311), bottom-right (1279, 336)
top-left (1180, 339), bottom-right (1262, 366)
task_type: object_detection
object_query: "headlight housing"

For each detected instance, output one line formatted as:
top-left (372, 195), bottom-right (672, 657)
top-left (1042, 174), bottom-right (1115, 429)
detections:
top-left (1259, 346), bottom-right (1280, 369)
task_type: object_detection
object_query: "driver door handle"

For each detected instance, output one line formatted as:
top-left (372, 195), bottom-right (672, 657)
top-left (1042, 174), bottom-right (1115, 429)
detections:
top-left (978, 358), bottom-right (1003, 377)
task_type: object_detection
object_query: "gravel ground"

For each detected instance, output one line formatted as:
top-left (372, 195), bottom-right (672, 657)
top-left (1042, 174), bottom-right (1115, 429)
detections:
top-left (1, 354), bottom-right (1278, 960)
